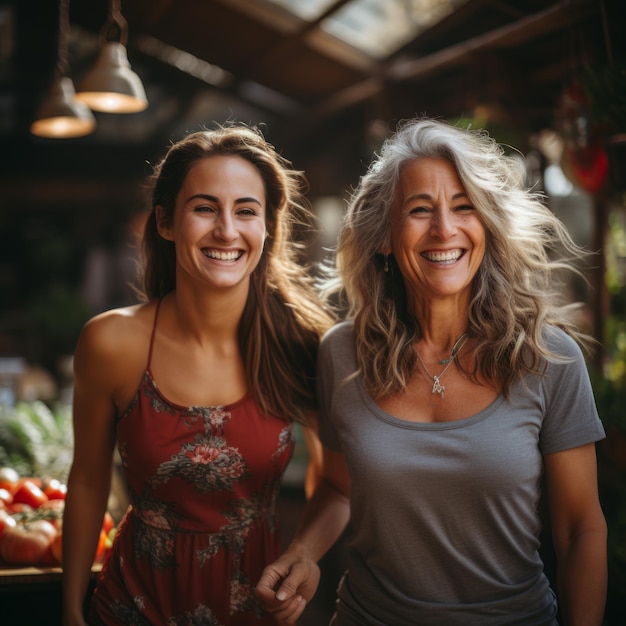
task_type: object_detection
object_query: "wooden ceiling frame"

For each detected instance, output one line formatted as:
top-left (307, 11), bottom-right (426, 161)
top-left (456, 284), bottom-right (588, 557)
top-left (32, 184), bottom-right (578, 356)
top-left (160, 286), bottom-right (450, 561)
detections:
top-left (292, 0), bottom-right (599, 132)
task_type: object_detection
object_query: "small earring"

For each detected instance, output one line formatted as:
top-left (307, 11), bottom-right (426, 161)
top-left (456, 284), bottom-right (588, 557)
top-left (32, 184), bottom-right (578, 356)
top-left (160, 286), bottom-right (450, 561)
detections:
top-left (384, 256), bottom-right (390, 272)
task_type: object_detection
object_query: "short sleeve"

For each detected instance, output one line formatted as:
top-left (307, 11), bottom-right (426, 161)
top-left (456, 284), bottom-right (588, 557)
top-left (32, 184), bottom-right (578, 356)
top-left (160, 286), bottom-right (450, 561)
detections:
top-left (539, 328), bottom-right (605, 454)
top-left (316, 325), bottom-right (345, 451)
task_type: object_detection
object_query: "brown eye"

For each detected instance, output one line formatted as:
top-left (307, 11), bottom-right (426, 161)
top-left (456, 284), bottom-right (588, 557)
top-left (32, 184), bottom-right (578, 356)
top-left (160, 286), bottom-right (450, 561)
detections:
top-left (237, 207), bottom-right (259, 217)
top-left (409, 205), bottom-right (430, 214)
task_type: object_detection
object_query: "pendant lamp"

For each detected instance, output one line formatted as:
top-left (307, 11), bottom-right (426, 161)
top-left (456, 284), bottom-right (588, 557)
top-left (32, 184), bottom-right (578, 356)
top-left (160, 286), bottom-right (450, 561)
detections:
top-left (76, 0), bottom-right (148, 113)
top-left (30, 0), bottom-right (96, 138)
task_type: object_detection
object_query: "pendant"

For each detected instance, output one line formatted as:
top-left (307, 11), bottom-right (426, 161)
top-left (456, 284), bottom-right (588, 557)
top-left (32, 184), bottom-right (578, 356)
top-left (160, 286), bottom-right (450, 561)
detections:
top-left (432, 376), bottom-right (445, 397)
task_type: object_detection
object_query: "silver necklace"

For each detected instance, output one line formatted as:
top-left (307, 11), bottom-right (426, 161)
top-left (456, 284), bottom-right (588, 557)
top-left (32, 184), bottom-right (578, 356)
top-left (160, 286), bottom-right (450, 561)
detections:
top-left (415, 333), bottom-right (468, 398)
top-left (439, 332), bottom-right (469, 364)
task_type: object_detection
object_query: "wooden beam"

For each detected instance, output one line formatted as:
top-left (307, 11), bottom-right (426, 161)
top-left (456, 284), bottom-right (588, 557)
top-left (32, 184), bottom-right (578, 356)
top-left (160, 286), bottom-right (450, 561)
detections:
top-left (387, 1), bottom-right (589, 82)
top-left (302, 77), bottom-right (383, 125)
top-left (292, 0), bottom-right (598, 135)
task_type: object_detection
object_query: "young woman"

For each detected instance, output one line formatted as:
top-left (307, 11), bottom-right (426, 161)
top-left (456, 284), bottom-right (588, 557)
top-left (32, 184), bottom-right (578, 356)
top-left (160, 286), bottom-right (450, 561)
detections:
top-left (62, 124), bottom-right (333, 625)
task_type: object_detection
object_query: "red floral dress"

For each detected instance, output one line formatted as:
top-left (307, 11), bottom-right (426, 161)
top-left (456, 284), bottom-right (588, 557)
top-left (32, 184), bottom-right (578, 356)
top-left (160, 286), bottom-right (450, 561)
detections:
top-left (89, 305), bottom-right (295, 625)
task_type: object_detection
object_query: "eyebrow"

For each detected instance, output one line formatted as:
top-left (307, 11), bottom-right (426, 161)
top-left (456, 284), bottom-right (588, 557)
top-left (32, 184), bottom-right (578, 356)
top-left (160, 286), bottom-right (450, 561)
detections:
top-left (187, 193), bottom-right (263, 206)
top-left (403, 191), bottom-right (468, 205)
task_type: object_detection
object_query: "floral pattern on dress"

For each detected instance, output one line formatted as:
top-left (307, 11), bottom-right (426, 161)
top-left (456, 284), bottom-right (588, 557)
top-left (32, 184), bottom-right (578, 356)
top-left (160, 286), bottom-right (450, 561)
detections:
top-left (106, 598), bottom-right (153, 626)
top-left (150, 405), bottom-right (250, 493)
top-left (167, 603), bottom-right (225, 626)
top-left (274, 425), bottom-right (294, 460)
top-left (94, 362), bottom-right (295, 625)
top-left (151, 433), bottom-right (249, 492)
top-left (131, 491), bottom-right (179, 568)
top-left (143, 373), bottom-right (180, 416)
top-left (196, 494), bottom-right (264, 566)
top-left (229, 569), bottom-right (260, 617)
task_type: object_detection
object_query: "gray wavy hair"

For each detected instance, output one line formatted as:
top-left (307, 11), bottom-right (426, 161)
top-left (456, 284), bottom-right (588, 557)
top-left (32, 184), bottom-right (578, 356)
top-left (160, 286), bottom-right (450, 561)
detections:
top-left (325, 117), bottom-right (594, 399)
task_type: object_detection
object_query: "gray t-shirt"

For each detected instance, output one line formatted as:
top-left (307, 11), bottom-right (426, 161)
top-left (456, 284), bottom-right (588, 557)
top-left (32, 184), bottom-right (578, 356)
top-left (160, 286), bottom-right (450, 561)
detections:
top-left (318, 321), bottom-right (605, 626)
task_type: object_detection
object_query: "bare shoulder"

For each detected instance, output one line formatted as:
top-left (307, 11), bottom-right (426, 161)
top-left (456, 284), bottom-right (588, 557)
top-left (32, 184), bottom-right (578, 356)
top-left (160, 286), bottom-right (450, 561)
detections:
top-left (76, 304), bottom-right (154, 360)
top-left (74, 302), bottom-right (158, 403)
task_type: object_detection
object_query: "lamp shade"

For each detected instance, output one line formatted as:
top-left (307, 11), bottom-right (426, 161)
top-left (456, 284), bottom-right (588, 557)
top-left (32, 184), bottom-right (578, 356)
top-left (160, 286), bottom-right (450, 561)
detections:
top-left (76, 41), bottom-right (148, 113)
top-left (30, 76), bottom-right (96, 138)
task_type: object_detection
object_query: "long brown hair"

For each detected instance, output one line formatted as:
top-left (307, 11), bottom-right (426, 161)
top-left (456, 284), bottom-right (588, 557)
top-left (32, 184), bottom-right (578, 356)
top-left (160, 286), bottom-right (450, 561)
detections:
top-left (140, 123), bottom-right (334, 424)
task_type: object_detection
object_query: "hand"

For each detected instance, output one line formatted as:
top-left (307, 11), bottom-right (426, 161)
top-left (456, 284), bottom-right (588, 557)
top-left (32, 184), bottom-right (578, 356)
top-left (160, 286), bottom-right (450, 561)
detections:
top-left (255, 553), bottom-right (320, 625)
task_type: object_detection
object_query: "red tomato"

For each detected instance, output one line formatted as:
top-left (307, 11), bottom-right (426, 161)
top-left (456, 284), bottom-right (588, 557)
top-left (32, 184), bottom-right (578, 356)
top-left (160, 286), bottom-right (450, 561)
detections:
top-left (0, 467), bottom-right (19, 491)
top-left (38, 498), bottom-right (65, 512)
top-left (0, 487), bottom-right (12, 506)
top-left (0, 509), bottom-right (17, 538)
top-left (43, 478), bottom-right (67, 500)
top-left (5, 502), bottom-right (33, 515)
top-left (93, 529), bottom-right (108, 564)
top-left (36, 499), bottom-right (65, 531)
top-left (0, 519), bottom-right (58, 565)
top-left (48, 531), bottom-right (63, 565)
top-left (11, 479), bottom-right (48, 508)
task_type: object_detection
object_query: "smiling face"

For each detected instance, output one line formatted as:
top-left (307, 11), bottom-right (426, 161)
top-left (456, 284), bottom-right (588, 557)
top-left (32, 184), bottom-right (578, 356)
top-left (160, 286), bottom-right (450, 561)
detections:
top-left (386, 157), bottom-right (486, 313)
top-left (157, 154), bottom-right (267, 294)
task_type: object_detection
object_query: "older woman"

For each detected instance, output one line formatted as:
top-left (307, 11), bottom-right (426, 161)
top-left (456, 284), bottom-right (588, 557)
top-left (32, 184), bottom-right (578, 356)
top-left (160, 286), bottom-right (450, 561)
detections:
top-left (256, 118), bottom-right (607, 625)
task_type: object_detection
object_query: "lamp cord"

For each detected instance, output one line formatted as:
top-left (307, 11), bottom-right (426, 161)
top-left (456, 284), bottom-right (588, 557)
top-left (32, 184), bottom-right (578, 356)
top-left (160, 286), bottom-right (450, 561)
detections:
top-left (55, 0), bottom-right (70, 78)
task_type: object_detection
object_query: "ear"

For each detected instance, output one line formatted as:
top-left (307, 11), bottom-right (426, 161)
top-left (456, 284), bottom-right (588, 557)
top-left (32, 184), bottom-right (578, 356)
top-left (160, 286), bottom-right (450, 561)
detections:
top-left (155, 205), bottom-right (174, 241)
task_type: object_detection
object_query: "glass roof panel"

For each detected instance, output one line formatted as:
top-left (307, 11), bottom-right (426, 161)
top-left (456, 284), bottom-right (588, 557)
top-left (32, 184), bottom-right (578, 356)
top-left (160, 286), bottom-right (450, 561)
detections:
top-left (266, 0), bottom-right (338, 22)
top-left (265, 0), bottom-right (468, 59)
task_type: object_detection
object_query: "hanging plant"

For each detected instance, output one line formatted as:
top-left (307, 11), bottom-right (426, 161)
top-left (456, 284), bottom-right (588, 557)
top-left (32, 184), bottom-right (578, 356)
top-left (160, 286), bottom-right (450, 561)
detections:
top-left (556, 81), bottom-right (609, 194)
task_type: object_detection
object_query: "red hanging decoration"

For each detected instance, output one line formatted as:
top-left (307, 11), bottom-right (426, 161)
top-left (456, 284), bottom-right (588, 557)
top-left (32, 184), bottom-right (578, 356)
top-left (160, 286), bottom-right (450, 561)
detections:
top-left (558, 81), bottom-right (609, 194)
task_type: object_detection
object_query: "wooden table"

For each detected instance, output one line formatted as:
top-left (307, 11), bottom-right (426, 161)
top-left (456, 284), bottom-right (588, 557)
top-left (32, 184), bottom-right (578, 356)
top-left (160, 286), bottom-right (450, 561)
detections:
top-left (0, 563), bottom-right (101, 586)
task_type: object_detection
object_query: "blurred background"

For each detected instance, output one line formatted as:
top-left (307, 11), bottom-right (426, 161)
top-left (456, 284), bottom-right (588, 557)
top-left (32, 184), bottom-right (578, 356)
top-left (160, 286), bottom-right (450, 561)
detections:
top-left (0, 0), bottom-right (625, 623)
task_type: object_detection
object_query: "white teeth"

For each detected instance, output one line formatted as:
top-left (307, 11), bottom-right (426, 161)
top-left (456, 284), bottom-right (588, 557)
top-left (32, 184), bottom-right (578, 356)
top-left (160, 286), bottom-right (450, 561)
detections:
top-left (423, 249), bottom-right (462, 263)
top-left (204, 249), bottom-right (241, 261)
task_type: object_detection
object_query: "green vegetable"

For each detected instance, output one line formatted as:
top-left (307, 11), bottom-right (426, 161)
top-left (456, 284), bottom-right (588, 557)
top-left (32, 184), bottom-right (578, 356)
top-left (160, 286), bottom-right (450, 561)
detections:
top-left (0, 401), bottom-right (73, 481)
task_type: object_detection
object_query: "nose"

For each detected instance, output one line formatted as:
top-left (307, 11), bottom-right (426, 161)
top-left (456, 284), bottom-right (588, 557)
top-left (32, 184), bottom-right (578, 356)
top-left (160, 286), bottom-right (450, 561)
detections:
top-left (215, 211), bottom-right (237, 241)
top-left (429, 207), bottom-right (456, 240)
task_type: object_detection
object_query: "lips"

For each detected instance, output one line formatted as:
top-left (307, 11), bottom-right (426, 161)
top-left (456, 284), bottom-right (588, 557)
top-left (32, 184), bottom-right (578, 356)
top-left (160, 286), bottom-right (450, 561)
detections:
top-left (202, 249), bottom-right (243, 261)
top-left (421, 248), bottom-right (463, 264)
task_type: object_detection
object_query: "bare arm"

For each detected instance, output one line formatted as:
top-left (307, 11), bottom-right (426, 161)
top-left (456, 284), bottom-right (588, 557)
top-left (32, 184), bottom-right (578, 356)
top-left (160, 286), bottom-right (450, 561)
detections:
top-left (544, 442), bottom-right (607, 626)
top-left (62, 315), bottom-right (130, 626)
top-left (256, 445), bottom-right (350, 624)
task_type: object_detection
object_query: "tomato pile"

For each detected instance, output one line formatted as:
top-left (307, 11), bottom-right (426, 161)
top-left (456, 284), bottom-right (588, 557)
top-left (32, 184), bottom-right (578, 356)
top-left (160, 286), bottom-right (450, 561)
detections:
top-left (0, 466), bottom-right (114, 567)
